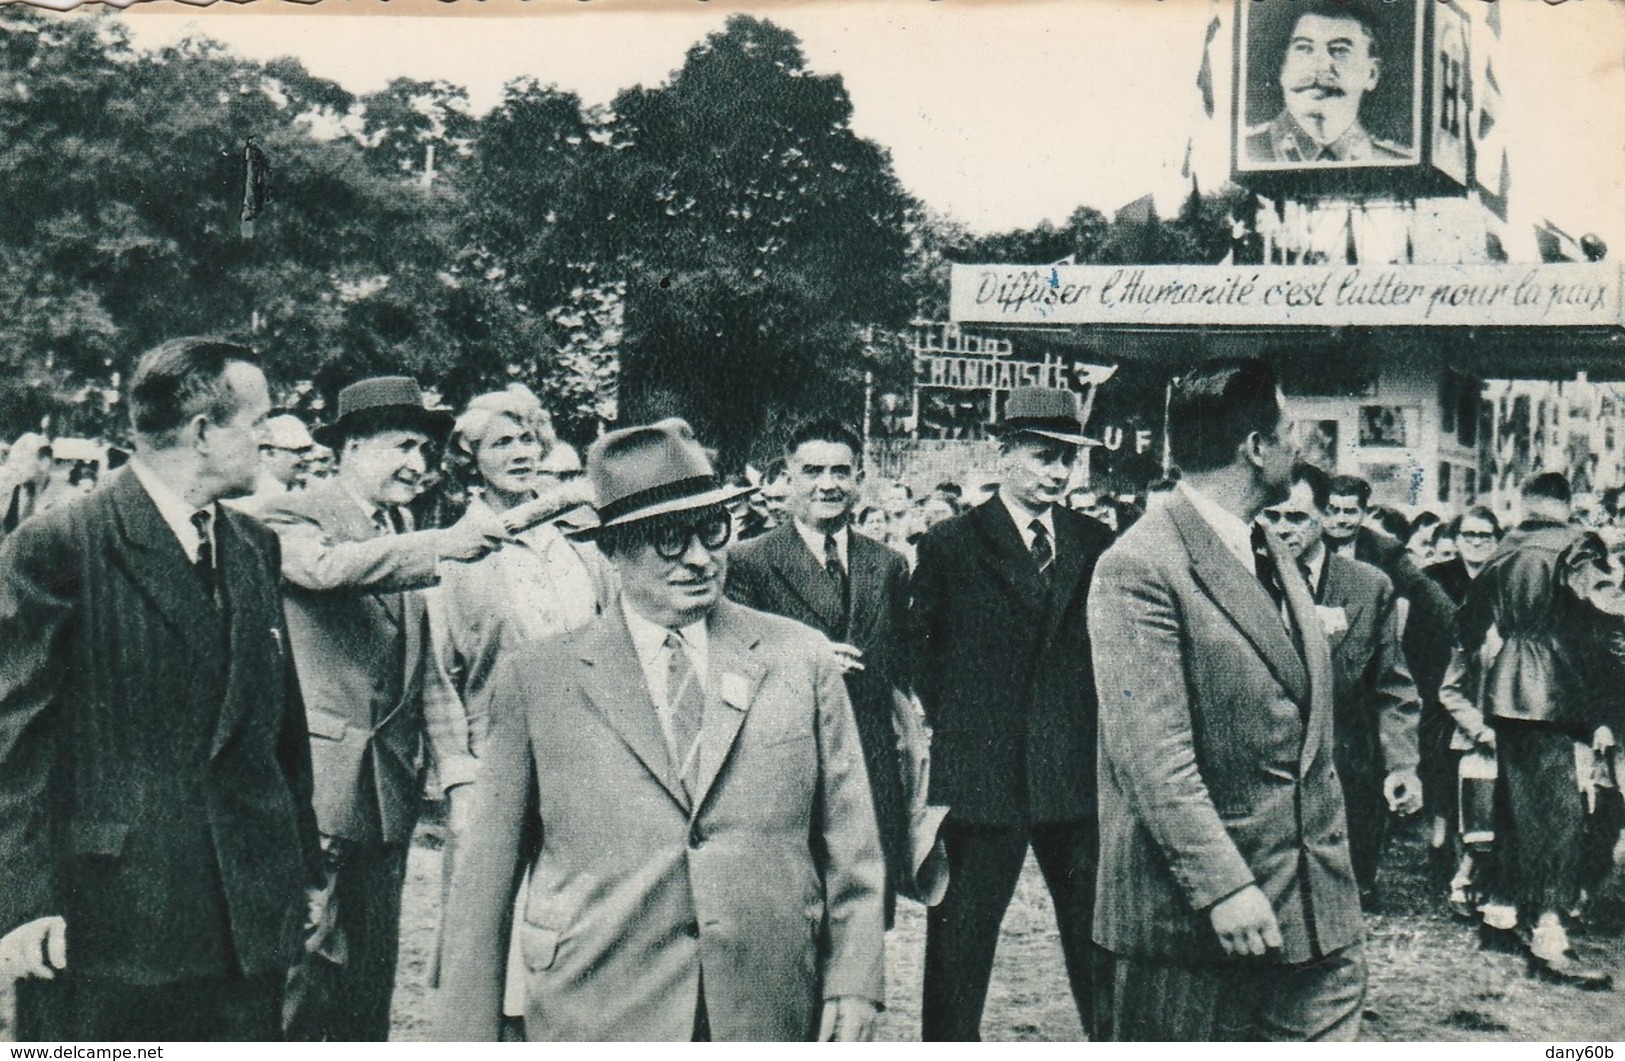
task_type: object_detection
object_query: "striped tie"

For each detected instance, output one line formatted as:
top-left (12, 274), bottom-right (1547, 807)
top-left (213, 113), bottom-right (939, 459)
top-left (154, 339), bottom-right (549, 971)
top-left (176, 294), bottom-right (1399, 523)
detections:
top-left (664, 632), bottom-right (705, 793)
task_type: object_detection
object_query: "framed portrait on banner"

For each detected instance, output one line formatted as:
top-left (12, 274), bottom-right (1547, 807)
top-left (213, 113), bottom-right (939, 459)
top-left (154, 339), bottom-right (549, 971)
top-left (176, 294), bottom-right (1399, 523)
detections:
top-left (1234, 0), bottom-right (1423, 174)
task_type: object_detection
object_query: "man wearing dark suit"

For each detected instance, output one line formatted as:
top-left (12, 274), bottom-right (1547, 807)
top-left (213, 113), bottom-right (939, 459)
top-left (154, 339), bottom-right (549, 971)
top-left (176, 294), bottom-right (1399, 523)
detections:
top-left (1262, 461), bottom-right (1423, 910)
top-left (258, 377), bottom-right (506, 1040)
top-left (0, 338), bottom-right (322, 1040)
top-left (911, 387), bottom-right (1115, 1041)
top-left (1088, 358), bottom-right (1365, 1041)
top-left (1323, 473), bottom-right (1457, 862)
top-left (726, 418), bottom-right (913, 925)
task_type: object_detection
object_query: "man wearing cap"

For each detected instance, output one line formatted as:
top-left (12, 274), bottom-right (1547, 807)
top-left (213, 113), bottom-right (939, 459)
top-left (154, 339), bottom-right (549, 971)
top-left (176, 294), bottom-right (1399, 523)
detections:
top-left (231, 413), bottom-right (316, 517)
top-left (436, 418), bottom-right (886, 1041)
top-left (259, 376), bottom-right (508, 1041)
top-left (911, 386), bottom-right (1116, 1040)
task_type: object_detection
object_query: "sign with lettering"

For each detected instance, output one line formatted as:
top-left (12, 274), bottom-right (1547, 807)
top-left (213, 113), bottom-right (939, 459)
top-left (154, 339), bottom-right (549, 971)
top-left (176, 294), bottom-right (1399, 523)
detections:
top-left (949, 263), bottom-right (1625, 328)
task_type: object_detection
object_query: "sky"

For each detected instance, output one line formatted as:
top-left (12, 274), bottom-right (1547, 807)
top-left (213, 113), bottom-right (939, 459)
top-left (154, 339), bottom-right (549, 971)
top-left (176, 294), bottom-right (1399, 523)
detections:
top-left (103, 0), bottom-right (1625, 250)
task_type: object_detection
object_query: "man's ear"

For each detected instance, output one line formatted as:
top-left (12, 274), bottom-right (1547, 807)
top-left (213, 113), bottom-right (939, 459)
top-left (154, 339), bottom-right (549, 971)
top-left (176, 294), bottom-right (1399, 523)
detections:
top-left (187, 413), bottom-right (212, 451)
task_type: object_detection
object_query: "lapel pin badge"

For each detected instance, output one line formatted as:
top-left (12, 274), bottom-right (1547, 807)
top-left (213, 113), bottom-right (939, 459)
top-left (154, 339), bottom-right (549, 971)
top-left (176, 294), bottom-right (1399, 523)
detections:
top-left (721, 672), bottom-right (752, 710)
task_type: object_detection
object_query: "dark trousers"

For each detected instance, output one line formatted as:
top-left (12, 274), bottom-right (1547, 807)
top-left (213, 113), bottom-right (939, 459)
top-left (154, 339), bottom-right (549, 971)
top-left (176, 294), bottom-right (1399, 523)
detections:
top-left (1498, 721), bottom-right (1586, 916)
top-left (1339, 763), bottom-right (1388, 906)
top-left (922, 817), bottom-right (1099, 1041)
top-left (283, 840), bottom-right (411, 1042)
top-left (14, 972), bottom-right (282, 1041)
top-left (1102, 943), bottom-right (1365, 1042)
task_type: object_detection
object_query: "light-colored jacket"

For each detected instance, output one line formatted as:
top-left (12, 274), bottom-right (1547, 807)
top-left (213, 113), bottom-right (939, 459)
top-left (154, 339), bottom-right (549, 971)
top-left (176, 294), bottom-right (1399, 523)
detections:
top-left (423, 503), bottom-right (616, 789)
top-left (1087, 491), bottom-right (1362, 965)
top-left (258, 480), bottom-right (462, 844)
top-left (435, 599), bottom-right (887, 1041)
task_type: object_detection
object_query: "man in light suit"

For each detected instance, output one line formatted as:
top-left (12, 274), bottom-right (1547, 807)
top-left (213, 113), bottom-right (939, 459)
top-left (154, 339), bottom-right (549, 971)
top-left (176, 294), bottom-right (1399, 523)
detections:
top-left (259, 376), bottom-right (506, 1040)
top-left (0, 338), bottom-right (322, 1040)
top-left (1261, 460), bottom-right (1423, 910)
top-left (726, 417), bottom-right (914, 924)
top-left (1088, 358), bottom-right (1366, 1041)
top-left (436, 418), bottom-right (885, 1041)
top-left (911, 386), bottom-right (1116, 1041)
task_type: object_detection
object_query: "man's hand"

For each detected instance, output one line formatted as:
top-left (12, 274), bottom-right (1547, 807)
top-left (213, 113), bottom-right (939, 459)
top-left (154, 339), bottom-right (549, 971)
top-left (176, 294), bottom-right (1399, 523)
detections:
top-left (817, 997), bottom-right (879, 1041)
top-left (434, 509), bottom-right (507, 563)
top-left (1596, 726), bottom-right (1616, 756)
top-left (1384, 769), bottom-right (1424, 816)
top-left (0, 915), bottom-right (67, 981)
top-left (1209, 885), bottom-right (1281, 957)
top-left (828, 642), bottom-right (866, 675)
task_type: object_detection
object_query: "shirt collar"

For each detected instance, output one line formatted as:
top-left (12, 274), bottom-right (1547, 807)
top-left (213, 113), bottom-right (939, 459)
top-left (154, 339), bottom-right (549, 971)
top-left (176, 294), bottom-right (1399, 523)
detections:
top-left (127, 458), bottom-right (211, 556)
top-left (1179, 483), bottom-right (1254, 572)
top-left (1302, 541), bottom-right (1327, 589)
top-left (793, 518), bottom-right (848, 567)
top-left (622, 599), bottom-right (708, 668)
top-left (1000, 492), bottom-right (1054, 544)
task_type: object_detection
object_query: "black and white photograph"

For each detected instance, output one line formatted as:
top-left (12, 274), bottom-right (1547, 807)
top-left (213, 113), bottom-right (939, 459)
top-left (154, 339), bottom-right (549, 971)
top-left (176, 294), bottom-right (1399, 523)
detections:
top-left (1236, 0), bottom-right (1422, 171)
top-left (0, 0), bottom-right (1623, 1046)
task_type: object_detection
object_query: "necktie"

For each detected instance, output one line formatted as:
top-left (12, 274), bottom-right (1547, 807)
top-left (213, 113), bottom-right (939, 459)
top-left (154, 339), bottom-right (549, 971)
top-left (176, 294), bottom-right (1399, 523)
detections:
top-left (1030, 519), bottom-right (1053, 581)
top-left (374, 507), bottom-right (402, 536)
top-left (191, 508), bottom-right (218, 604)
top-left (824, 532), bottom-right (850, 633)
top-left (664, 632), bottom-right (705, 795)
top-left (1252, 523), bottom-right (1287, 613)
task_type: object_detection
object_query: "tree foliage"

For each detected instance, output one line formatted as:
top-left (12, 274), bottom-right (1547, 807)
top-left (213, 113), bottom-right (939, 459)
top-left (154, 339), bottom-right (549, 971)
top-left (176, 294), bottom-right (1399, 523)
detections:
top-left (0, 9), bottom-right (1232, 466)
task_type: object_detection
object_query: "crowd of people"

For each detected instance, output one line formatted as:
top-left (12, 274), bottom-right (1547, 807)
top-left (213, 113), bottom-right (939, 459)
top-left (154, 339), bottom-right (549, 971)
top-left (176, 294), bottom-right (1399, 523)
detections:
top-left (2, 338), bottom-right (1623, 1043)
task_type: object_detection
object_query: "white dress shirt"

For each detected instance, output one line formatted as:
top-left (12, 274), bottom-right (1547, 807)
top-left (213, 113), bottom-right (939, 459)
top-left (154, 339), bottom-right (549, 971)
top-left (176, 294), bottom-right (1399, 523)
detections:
top-left (1179, 483), bottom-right (1254, 574)
top-left (793, 518), bottom-right (849, 572)
top-left (1000, 493), bottom-right (1055, 553)
top-left (623, 601), bottom-right (709, 763)
top-left (127, 458), bottom-right (213, 563)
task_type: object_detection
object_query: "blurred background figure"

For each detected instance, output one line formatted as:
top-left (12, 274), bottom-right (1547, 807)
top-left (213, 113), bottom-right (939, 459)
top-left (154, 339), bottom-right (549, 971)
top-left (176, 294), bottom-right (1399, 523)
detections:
top-left (918, 494), bottom-right (959, 532)
top-left (1406, 511), bottom-right (1443, 566)
top-left (931, 481), bottom-right (963, 509)
top-left (1428, 507), bottom-right (1501, 605)
top-left (854, 504), bottom-right (890, 542)
top-left (963, 471), bottom-right (1000, 509)
top-left (301, 443), bottom-right (338, 485)
top-left (3, 435), bottom-right (59, 534)
top-left (259, 414), bottom-right (317, 495)
top-left (234, 414), bottom-right (317, 516)
top-left (759, 459), bottom-right (791, 528)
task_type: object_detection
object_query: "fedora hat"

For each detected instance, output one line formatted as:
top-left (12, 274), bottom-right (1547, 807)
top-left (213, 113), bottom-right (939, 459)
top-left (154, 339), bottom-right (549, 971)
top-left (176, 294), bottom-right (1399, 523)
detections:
top-left (577, 418), bottom-right (754, 535)
top-left (318, 376), bottom-right (453, 447)
top-left (991, 386), bottom-right (1099, 447)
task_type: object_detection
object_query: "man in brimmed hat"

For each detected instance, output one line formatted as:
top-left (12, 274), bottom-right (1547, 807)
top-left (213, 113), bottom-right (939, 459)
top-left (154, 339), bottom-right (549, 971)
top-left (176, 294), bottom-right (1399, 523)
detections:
top-left (259, 376), bottom-right (509, 1040)
top-left (437, 417), bottom-right (886, 1041)
top-left (911, 385), bottom-right (1116, 1040)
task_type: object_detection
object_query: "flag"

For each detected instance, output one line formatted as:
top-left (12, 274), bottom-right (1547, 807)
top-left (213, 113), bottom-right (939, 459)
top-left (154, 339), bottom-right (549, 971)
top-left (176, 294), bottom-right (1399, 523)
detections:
top-left (240, 138), bottom-right (269, 239)
top-left (1195, 14), bottom-right (1222, 118)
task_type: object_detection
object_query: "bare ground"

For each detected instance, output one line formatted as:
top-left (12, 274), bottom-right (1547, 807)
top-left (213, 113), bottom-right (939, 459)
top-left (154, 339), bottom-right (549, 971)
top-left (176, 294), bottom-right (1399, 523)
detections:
top-left (391, 816), bottom-right (1625, 1042)
top-left (7, 817), bottom-right (1623, 1042)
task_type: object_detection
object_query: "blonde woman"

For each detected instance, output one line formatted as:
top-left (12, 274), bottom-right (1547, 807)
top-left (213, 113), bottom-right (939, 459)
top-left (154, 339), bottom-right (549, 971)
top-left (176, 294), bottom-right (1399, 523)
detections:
top-left (425, 385), bottom-right (614, 1034)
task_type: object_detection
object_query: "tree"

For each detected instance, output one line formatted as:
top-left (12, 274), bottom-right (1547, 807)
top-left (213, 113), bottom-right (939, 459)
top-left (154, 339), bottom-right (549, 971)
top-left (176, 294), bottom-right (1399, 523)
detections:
top-left (582, 15), bottom-right (919, 468)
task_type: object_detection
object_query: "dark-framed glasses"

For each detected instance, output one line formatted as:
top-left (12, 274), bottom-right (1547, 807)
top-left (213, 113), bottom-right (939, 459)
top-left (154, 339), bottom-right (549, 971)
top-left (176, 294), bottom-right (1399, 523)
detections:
top-left (651, 509), bottom-right (732, 561)
top-left (1260, 508), bottom-right (1312, 527)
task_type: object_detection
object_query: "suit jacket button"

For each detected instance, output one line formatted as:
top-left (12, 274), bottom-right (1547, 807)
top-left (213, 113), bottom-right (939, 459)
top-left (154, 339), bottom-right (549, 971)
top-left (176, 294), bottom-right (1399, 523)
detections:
top-left (685, 921), bottom-right (701, 939)
top-left (1329, 830), bottom-right (1344, 842)
top-left (688, 827), bottom-right (704, 849)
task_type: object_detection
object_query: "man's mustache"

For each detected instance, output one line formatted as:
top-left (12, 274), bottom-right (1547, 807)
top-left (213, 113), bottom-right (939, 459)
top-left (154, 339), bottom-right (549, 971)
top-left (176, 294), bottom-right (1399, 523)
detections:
top-left (1288, 79), bottom-right (1347, 98)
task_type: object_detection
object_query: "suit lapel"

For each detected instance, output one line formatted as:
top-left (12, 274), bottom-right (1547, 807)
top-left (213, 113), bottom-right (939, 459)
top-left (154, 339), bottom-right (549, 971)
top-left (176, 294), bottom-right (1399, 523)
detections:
top-left (846, 532), bottom-right (888, 647)
top-left (1170, 495), bottom-right (1309, 705)
top-left (762, 525), bottom-right (847, 636)
top-left (107, 471), bottom-right (218, 658)
top-left (210, 511), bottom-right (259, 755)
top-left (577, 611), bottom-right (690, 812)
top-left (969, 498), bottom-right (1046, 615)
top-left (691, 600), bottom-right (766, 813)
top-left (1283, 538), bottom-right (1334, 775)
top-left (1040, 508), bottom-right (1090, 643)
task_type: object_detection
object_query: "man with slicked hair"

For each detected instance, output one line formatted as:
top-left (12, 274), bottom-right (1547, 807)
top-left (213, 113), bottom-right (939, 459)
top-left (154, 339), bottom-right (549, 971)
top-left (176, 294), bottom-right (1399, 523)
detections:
top-left (1089, 358), bottom-right (1365, 1040)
